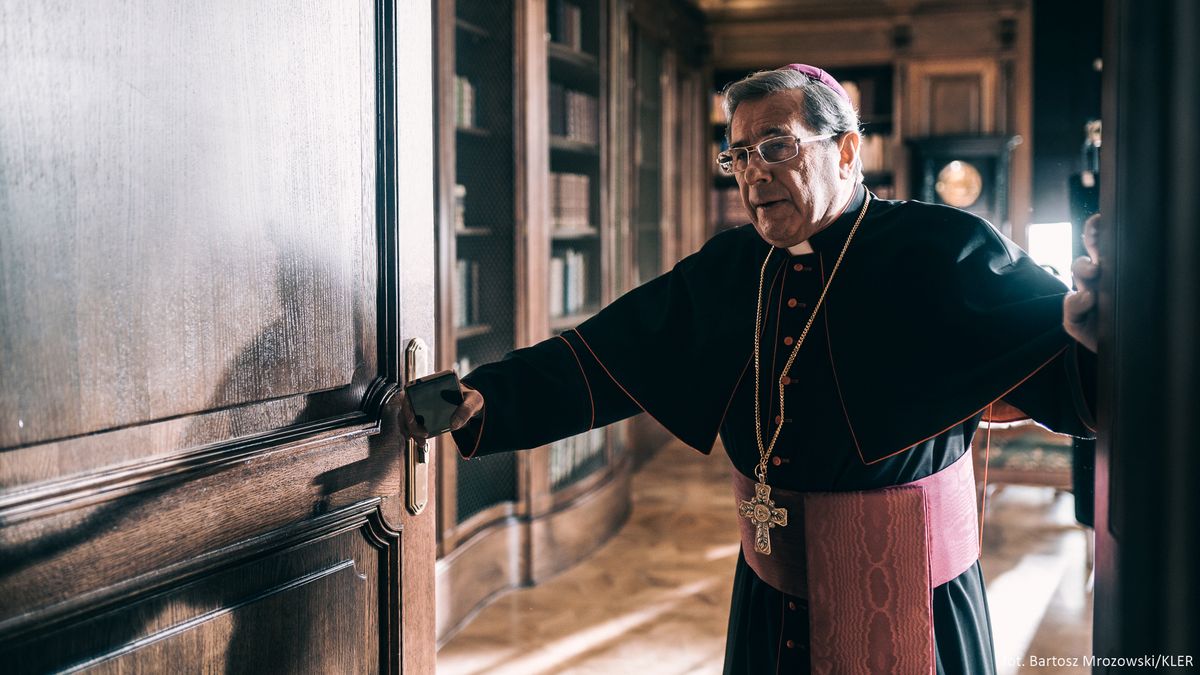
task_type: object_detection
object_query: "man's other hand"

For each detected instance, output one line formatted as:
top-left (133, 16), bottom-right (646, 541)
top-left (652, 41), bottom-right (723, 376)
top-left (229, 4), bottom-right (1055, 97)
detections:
top-left (390, 383), bottom-right (484, 441)
top-left (1064, 213), bottom-right (1101, 353)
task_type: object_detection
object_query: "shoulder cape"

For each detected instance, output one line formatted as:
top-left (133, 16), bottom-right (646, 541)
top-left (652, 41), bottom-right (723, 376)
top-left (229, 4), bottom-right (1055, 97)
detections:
top-left (570, 191), bottom-right (1076, 464)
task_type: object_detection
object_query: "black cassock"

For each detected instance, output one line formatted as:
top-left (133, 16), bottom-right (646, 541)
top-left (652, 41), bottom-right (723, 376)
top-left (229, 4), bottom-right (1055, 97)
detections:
top-left (452, 184), bottom-right (1096, 674)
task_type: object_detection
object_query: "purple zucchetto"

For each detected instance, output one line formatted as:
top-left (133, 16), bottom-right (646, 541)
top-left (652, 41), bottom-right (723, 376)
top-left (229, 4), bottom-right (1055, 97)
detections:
top-left (780, 64), bottom-right (852, 105)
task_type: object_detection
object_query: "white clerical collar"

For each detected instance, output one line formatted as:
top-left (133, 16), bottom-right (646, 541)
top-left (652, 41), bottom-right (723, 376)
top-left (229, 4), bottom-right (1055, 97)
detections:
top-left (787, 240), bottom-right (815, 256)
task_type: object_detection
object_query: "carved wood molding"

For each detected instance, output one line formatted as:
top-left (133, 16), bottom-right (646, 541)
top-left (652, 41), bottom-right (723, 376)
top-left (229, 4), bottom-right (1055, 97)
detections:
top-left (0, 419), bottom-right (380, 527)
top-left (1, 497), bottom-right (395, 643)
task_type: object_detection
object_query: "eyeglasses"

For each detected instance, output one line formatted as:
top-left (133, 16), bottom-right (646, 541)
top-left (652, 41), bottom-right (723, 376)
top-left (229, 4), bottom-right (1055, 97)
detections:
top-left (716, 133), bottom-right (836, 175)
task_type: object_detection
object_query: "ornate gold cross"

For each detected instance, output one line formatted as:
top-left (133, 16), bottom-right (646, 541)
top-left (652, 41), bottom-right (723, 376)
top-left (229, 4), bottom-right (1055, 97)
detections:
top-left (738, 481), bottom-right (788, 555)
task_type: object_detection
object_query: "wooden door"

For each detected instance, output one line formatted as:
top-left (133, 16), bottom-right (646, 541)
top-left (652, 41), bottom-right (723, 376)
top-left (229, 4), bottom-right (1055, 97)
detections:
top-left (1091, 0), bottom-right (1200, 665)
top-left (0, 1), bottom-right (437, 672)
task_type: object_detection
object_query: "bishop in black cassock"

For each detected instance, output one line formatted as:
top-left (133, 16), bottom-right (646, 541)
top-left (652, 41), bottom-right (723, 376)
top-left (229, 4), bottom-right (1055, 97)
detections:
top-left (401, 64), bottom-right (1101, 674)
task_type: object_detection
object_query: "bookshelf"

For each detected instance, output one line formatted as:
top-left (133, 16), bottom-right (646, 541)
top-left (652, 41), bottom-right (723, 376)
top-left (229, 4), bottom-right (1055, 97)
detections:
top-left (825, 65), bottom-right (897, 199)
top-left (545, 0), bottom-right (608, 491)
top-left (437, 0), bottom-right (520, 538)
top-left (710, 69), bottom-right (748, 234)
top-left (434, 0), bottom-right (709, 643)
top-left (630, 24), bottom-right (664, 286)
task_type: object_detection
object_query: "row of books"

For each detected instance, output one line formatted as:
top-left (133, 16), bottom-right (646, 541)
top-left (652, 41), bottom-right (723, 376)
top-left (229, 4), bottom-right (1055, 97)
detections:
top-left (548, 0), bottom-right (584, 51)
top-left (711, 186), bottom-right (747, 229)
top-left (549, 84), bottom-right (599, 145)
top-left (858, 134), bottom-right (891, 174)
top-left (453, 75), bottom-right (477, 129)
top-left (549, 249), bottom-right (589, 318)
top-left (711, 139), bottom-right (729, 176)
top-left (453, 183), bottom-right (467, 230)
top-left (453, 259), bottom-right (481, 328)
top-left (549, 428), bottom-right (606, 488)
top-left (550, 172), bottom-right (590, 230)
top-left (710, 92), bottom-right (727, 125)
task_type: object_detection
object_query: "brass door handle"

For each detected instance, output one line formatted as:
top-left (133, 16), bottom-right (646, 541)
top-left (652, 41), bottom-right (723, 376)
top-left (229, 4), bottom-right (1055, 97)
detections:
top-left (404, 338), bottom-right (430, 515)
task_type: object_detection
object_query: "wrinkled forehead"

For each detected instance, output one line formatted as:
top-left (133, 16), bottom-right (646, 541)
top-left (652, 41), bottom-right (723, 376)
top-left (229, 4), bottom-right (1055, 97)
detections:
top-left (728, 90), bottom-right (812, 147)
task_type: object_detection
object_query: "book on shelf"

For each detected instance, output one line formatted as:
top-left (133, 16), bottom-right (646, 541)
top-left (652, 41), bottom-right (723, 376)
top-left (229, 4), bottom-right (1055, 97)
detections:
top-left (454, 259), bottom-right (482, 327)
top-left (548, 248), bottom-right (588, 318)
top-left (872, 185), bottom-right (896, 200)
top-left (841, 80), bottom-right (863, 113)
top-left (549, 256), bottom-right (565, 318)
top-left (711, 186), bottom-right (746, 229)
top-left (453, 183), bottom-right (466, 230)
top-left (549, 428), bottom-right (605, 487)
top-left (549, 84), bottom-right (598, 145)
top-left (550, 172), bottom-right (590, 230)
top-left (859, 134), bottom-right (891, 174)
top-left (549, 0), bottom-right (583, 51)
top-left (711, 138), bottom-right (729, 177)
top-left (710, 91), bottom-right (726, 125)
top-left (454, 75), bottom-right (476, 129)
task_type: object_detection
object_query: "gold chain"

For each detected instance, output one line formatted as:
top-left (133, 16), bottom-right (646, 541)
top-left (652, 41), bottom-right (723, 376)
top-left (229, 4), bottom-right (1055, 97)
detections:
top-left (752, 195), bottom-right (871, 483)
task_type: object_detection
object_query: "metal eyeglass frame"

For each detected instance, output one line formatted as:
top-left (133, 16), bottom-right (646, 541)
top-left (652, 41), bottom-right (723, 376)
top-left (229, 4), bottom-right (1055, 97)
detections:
top-left (716, 133), bottom-right (837, 175)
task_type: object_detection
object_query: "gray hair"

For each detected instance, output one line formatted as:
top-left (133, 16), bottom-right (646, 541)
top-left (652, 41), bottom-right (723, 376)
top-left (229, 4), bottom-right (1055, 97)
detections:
top-left (722, 68), bottom-right (860, 138)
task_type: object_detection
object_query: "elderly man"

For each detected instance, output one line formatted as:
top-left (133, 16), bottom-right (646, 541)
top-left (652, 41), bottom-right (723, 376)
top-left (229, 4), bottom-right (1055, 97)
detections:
top-left (398, 64), bottom-right (1101, 674)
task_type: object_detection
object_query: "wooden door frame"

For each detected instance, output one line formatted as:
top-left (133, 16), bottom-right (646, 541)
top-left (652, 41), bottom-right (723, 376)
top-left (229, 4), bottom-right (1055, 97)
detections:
top-left (395, 0), bottom-right (438, 672)
top-left (1094, 0), bottom-right (1200, 664)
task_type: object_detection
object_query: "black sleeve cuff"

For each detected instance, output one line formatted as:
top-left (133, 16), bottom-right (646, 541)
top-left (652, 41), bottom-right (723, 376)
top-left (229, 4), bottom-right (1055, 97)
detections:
top-left (450, 384), bottom-right (486, 460)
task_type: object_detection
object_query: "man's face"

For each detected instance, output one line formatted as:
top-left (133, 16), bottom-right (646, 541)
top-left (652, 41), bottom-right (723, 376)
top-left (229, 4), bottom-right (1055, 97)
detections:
top-left (728, 90), bottom-right (854, 248)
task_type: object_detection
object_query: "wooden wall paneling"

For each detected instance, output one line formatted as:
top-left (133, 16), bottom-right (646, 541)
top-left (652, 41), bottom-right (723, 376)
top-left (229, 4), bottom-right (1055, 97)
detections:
top-left (611, 0), bottom-right (635, 293)
top-left (905, 58), bottom-right (998, 137)
top-left (434, 513), bottom-right (525, 645)
top-left (660, 49), bottom-right (680, 270)
top-left (678, 65), bottom-right (710, 257)
top-left (1007, 6), bottom-right (1034, 248)
top-left (522, 0), bottom-right (557, 523)
top-left (527, 445), bottom-right (556, 521)
top-left (907, 10), bottom-right (1009, 57)
top-left (710, 17), bottom-right (896, 70)
top-left (437, 444), bottom-right (459, 556)
top-left (529, 464), bottom-right (632, 582)
top-left (518, 0), bottom-right (551, 346)
top-left (598, 0), bottom-right (615, 308)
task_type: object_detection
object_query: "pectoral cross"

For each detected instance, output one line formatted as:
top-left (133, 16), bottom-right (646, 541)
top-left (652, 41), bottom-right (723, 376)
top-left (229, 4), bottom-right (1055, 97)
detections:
top-left (738, 481), bottom-right (788, 555)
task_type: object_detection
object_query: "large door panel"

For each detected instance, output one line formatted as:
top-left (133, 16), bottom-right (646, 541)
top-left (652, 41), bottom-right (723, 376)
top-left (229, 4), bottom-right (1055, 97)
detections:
top-left (0, 0), bottom-right (435, 672)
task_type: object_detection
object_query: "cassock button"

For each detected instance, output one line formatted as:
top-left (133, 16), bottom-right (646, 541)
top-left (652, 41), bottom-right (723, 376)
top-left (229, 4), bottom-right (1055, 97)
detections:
top-left (788, 601), bottom-right (797, 610)
top-left (787, 298), bottom-right (798, 308)
top-left (771, 456), bottom-right (782, 466)
top-left (781, 376), bottom-right (792, 385)
top-left (773, 415), bottom-right (782, 425)
top-left (793, 263), bottom-right (805, 272)
top-left (786, 640), bottom-right (796, 649)
top-left (783, 336), bottom-right (794, 346)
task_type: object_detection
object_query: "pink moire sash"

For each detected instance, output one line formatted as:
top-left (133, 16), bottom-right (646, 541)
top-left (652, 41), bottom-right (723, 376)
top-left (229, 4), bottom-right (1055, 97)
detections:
top-left (730, 449), bottom-right (979, 675)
